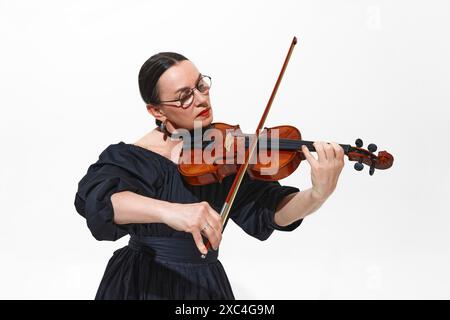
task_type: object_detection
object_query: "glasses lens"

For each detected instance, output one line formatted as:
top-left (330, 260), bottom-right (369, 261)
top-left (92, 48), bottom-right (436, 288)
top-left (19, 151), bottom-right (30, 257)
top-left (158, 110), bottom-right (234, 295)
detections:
top-left (197, 76), bottom-right (211, 93)
top-left (179, 90), bottom-right (194, 108)
top-left (176, 75), bottom-right (211, 108)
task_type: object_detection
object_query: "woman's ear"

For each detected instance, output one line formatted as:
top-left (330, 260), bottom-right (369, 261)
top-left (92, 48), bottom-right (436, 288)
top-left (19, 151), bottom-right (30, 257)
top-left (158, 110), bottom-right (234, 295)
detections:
top-left (147, 104), bottom-right (166, 122)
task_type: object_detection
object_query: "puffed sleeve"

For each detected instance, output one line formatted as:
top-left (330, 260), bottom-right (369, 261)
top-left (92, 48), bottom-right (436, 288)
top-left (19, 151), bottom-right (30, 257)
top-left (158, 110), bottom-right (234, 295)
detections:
top-left (74, 145), bottom-right (160, 241)
top-left (228, 173), bottom-right (303, 241)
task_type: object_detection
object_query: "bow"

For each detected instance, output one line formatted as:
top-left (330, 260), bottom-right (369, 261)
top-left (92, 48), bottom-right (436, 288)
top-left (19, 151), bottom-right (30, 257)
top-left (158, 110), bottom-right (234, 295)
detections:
top-left (202, 36), bottom-right (298, 258)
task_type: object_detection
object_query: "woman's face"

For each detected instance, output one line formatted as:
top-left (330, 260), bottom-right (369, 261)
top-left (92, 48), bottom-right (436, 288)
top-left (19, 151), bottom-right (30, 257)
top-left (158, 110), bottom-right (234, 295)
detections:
top-left (148, 60), bottom-right (213, 131)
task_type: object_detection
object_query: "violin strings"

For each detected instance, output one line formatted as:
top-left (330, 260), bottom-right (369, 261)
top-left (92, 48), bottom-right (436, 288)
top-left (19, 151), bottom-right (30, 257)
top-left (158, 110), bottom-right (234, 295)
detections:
top-left (194, 136), bottom-right (351, 154)
top-left (243, 137), bottom-right (350, 154)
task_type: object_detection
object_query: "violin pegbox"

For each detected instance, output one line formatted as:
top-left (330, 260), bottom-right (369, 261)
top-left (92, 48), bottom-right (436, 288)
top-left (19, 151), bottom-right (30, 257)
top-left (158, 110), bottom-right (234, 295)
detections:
top-left (347, 138), bottom-right (394, 176)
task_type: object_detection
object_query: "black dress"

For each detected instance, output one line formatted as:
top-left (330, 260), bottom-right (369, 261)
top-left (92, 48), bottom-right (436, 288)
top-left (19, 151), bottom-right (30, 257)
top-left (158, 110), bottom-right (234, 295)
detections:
top-left (74, 141), bottom-right (302, 299)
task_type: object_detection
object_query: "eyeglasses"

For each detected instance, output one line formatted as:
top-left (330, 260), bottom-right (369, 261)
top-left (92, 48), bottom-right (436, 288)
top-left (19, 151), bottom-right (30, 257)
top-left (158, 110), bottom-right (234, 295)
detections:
top-left (157, 75), bottom-right (212, 109)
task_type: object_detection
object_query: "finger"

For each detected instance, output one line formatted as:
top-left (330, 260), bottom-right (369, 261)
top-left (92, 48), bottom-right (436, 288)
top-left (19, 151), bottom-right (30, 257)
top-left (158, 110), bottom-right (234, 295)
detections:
top-left (192, 231), bottom-right (207, 255)
top-left (323, 143), bottom-right (336, 162)
top-left (314, 141), bottom-right (327, 162)
top-left (330, 142), bottom-right (344, 161)
top-left (206, 207), bottom-right (223, 233)
top-left (202, 203), bottom-right (222, 249)
top-left (199, 201), bottom-right (222, 232)
top-left (301, 145), bottom-right (318, 167)
top-left (331, 142), bottom-right (345, 170)
top-left (201, 221), bottom-right (220, 250)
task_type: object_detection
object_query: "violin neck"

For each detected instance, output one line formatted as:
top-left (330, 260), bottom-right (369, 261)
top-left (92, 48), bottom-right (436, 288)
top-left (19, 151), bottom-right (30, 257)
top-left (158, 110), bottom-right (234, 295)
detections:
top-left (245, 137), bottom-right (352, 155)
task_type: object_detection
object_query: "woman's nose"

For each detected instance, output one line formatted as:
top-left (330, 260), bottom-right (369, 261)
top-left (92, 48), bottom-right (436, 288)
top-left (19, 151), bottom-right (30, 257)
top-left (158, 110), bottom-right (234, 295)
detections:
top-left (192, 88), bottom-right (208, 107)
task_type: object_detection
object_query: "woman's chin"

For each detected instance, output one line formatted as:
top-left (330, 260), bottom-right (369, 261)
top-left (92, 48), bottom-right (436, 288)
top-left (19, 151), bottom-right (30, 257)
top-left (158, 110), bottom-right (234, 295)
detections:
top-left (193, 115), bottom-right (212, 127)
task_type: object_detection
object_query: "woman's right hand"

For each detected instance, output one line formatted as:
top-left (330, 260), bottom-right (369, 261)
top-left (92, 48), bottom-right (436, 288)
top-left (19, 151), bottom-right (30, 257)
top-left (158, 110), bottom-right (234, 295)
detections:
top-left (163, 201), bottom-right (223, 255)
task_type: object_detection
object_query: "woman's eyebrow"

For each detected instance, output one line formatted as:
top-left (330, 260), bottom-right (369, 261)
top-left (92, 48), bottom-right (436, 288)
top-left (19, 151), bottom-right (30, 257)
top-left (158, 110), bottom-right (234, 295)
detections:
top-left (174, 73), bottom-right (202, 94)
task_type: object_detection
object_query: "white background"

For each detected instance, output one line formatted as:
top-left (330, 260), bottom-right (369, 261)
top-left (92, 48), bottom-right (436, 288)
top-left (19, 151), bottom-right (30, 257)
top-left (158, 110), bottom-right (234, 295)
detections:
top-left (0, 0), bottom-right (449, 299)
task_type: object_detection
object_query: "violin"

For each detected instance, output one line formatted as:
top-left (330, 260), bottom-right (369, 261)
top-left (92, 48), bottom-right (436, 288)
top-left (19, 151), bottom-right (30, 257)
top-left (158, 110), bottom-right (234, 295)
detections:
top-left (178, 36), bottom-right (394, 258)
top-left (178, 122), bottom-right (394, 186)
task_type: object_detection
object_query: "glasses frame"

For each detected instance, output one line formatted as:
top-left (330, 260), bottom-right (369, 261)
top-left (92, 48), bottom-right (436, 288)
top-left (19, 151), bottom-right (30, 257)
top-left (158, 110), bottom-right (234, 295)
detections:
top-left (156, 75), bottom-right (212, 109)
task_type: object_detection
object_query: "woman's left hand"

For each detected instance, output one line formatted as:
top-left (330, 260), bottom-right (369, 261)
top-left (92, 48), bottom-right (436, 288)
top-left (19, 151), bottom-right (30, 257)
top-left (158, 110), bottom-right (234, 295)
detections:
top-left (301, 141), bottom-right (345, 201)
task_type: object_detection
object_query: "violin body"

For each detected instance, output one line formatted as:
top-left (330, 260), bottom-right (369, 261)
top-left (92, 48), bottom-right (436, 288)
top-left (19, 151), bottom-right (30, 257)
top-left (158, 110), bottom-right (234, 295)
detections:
top-left (178, 122), bottom-right (394, 186)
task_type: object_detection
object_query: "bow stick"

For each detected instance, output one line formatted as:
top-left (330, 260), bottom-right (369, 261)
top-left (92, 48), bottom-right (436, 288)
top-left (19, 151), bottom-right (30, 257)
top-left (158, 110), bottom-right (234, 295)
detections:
top-left (201, 36), bottom-right (298, 258)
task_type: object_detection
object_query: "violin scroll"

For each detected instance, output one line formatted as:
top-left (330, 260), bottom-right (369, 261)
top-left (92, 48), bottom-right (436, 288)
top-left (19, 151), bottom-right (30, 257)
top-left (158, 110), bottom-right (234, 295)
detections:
top-left (347, 138), bottom-right (394, 176)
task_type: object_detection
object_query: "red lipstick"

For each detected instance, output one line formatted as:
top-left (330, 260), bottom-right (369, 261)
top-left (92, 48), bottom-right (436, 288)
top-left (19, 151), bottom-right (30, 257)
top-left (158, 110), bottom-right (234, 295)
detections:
top-left (196, 109), bottom-right (210, 118)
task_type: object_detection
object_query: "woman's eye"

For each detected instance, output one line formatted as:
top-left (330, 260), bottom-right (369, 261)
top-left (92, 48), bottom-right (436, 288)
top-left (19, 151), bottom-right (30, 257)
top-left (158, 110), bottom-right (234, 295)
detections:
top-left (179, 91), bottom-right (191, 102)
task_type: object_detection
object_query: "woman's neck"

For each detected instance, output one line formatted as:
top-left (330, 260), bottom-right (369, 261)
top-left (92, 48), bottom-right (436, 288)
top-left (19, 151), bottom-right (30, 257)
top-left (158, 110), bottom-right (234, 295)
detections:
top-left (134, 128), bottom-right (183, 163)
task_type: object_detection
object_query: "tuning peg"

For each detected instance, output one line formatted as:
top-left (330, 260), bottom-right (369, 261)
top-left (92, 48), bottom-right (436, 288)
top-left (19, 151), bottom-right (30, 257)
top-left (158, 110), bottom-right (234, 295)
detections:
top-left (354, 162), bottom-right (364, 171)
top-left (368, 143), bottom-right (377, 153)
top-left (369, 164), bottom-right (375, 176)
top-left (355, 138), bottom-right (363, 148)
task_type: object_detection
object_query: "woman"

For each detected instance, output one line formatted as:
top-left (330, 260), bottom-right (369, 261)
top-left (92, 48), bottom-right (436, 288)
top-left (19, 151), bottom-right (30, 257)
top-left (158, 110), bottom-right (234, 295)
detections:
top-left (74, 52), bottom-right (345, 299)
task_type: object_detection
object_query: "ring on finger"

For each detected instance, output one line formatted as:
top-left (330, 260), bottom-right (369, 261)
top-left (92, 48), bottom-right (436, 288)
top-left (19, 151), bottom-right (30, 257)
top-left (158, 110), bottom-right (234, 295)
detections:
top-left (201, 223), bottom-right (210, 232)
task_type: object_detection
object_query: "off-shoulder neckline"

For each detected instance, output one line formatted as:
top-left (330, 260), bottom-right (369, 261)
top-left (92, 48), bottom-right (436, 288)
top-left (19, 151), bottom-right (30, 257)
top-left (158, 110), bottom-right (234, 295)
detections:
top-left (119, 141), bottom-right (178, 166)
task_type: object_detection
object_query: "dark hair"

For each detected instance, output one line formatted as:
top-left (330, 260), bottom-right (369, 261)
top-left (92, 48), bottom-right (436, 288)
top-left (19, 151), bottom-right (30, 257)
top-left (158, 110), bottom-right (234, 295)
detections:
top-left (138, 52), bottom-right (188, 127)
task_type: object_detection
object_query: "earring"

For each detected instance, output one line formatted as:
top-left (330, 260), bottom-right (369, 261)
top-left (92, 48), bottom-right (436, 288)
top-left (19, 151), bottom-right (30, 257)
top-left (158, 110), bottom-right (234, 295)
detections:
top-left (159, 120), bottom-right (166, 133)
top-left (159, 119), bottom-right (180, 141)
top-left (160, 120), bottom-right (169, 141)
